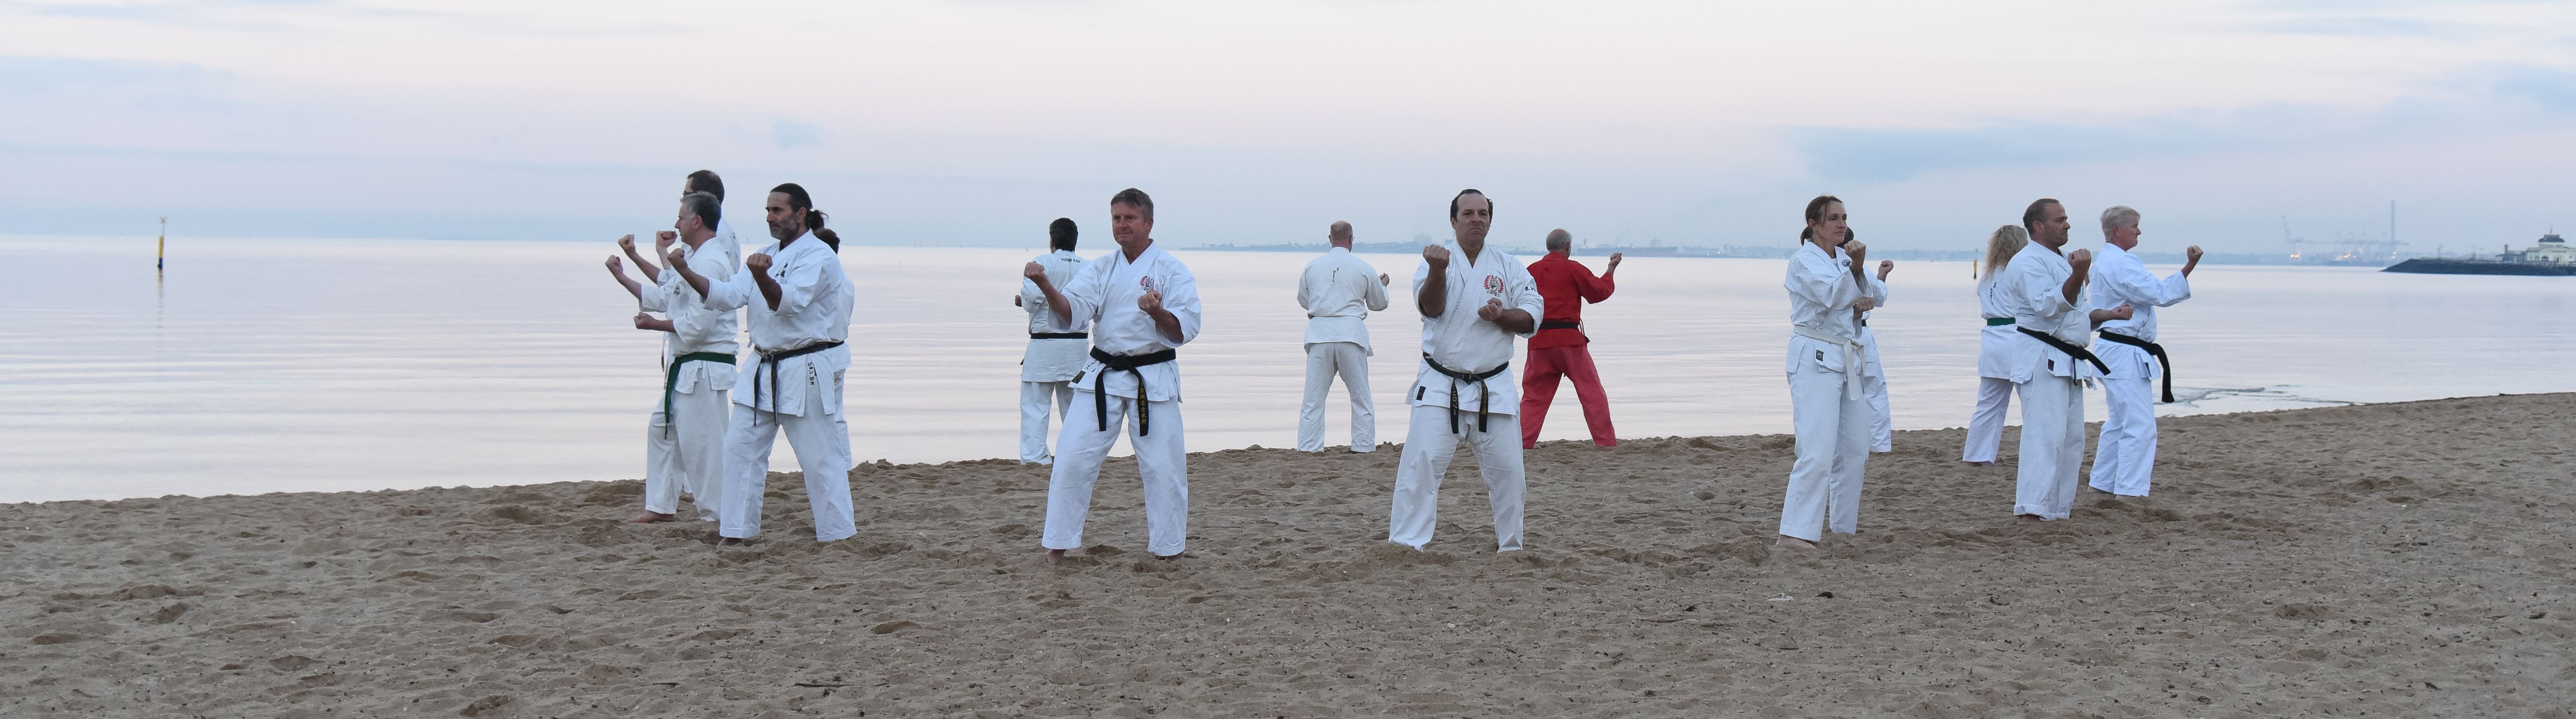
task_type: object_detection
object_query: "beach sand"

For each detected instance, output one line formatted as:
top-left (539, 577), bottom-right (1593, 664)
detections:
top-left (4, 393), bottom-right (2570, 717)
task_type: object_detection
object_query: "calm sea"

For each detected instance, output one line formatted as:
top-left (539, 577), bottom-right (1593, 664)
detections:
top-left (4, 235), bottom-right (2571, 503)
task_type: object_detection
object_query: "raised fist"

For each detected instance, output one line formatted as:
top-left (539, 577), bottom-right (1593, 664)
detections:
top-left (746, 253), bottom-right (773, 274)
top-left (2185, 246), bottom-right (2204, 261)
top-left (1378, 272), bottom-right (1391, 286)
top-left (1854, 297), bottom-right (1877, 312)
top-left (605, 255), bottom-right (623, 273)
top-left (1138, 288), bottom-right (1164, 313)
top-left (654, 231), bottom-right (677, 251)
top-left (1876, 259), bottom-right (1894, 280)
top-left (1423, 245), bottom-right (1451, 265)
top-left (1476, 298), bottom-right (1505, 321)
top-left (2067, 248), bottom-right (2093, 272)
top-left (2109, 303), bottom-right (2135, 321)
top-left (1023, 261), bottom-right (1048, 282)
top-left (1607, 252), bottom-right (1624, 271)
top-left (1844, 240), bottom-right (1867, 265)
top-left (632, 312), bottom-right (655, 329)
top-left (615, 234), bottom-right (636, 253)
top-left (665, 248), bottom-right (689, 272)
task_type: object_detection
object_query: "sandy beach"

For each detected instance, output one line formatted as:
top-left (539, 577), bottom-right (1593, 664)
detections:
top-left (4, 393), bottom-right (2570, 717)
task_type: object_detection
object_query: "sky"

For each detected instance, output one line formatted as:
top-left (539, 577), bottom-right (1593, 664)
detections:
top-left (3, 0), bottom-right (2573, 254)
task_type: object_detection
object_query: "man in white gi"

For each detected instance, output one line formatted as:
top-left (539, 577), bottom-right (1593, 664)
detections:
top-left (1995, 198), bottom-right (2129, 524)
top-left (2087, 206), bottom-right (2200, 498)
top-left (603, 191), bottom-right (739, 523)
top-left (1025, 188), bottom-right (1203, 561)
top-left (1017, 218), bottom-right (1091, 465)
top-left (1389, 190), bottom-right (1543, 553)
top-left (670, 182), bottom-right (858, 544)
top-left (1778, 196), bottom-right (1887, 549)
top-left (1297, 221), bottom-right (1392, 453)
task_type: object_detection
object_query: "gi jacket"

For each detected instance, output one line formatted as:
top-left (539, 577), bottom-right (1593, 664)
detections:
top-left (705, 231), bottom-right (854, 416)
top-left (1021, 249), bottom-right (1093, 382)
top-left (1782, 241), bottom-right (1888, 377)
top-left (1297, 246), bottom-right (1390, 354)
top-left (1064, 244), bottom-right (1203, 402)
top-left (1994, 242), bottom-right (2090, 381)
top-left (2086, 244), bottom-right (2192, 379)
top-left (1407, 242), bottom-right (1543, 413)
top-left (640, 237), bottom-right (740, 394)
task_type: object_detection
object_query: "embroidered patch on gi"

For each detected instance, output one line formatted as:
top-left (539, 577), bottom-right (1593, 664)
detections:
top-left (1482, 275), bottom-right (1503, 295)
top-left (1816, 350), bottom-right (1825, 361)
top-left (1139, 276), bottom-right (1155, 290)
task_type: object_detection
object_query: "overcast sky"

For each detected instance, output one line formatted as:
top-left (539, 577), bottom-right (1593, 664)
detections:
top-left (5, 0), bottom-right (2573, 252)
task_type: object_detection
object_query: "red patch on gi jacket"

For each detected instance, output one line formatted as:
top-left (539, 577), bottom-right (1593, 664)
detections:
top-left (1482, 275), bottom-right (1503, 294)
top-left (1140, 276), bottom-right (1155, 290)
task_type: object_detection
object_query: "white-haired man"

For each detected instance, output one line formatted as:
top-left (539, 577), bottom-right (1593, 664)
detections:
top-left (2087, 205), bottom-right (2200, 499)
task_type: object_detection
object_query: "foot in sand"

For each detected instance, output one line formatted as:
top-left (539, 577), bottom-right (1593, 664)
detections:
top-left (2015, 514), bottom-right (2044, 524)
top-left (1152, 552), bottom-right (1184, 561)
top-left (628, 511), bottom-right (676, 523)
top-left (1775, 535), bottom-right (1816, 549)
top-left (717, 537), bottom-right (747, 546)
top-left (1046, 548), bottom-right (1068, 564)
top-left (1962, 460), bottom-right (1994, 466)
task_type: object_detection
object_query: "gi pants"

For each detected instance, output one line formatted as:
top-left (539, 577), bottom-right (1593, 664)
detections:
top-left (2089, 376), bottom-right (2159, 497)
top-left (1390, 405), bottom-right (1525, 552)
top-left (2012, 374), bottom-right (2085, 520)
top-left (1961, 377), bottom-right (2015, 463)
top-left (1020, 380), bottom-right (1075, 464)
top-left (1042, 393), bottom-right (1189, 557)
top-left (1297, 342), bottom-right (1375, 453)
top-left (645, 384), bottom-right (728, 521)
top-left (1519, 345), bottom-right (1617, 448)
top-left (718, 372), bottom-right (857, 542)
top-left (1860, 327), bottom-right (1890, 453)
top-left (1780, 368), bottom-right (1871, 541)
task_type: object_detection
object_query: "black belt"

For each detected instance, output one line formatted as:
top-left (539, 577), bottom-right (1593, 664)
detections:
top-left (1086, 347), bottom-right (1177, 435)
top-left (1537, 319), bottom-right (1581, 331)
top-left (2096, 332), bottom-right (2175, 402)
top-left (2016, 328), bottom-right (2109, 375)
top-left (1854, 317), bottom-right (1868, 328)
top-left (1030, 332), bottom-right (1088, 340)
top-left (1423, 354), bottom-right (1508, 434)
top-left (751, 341), bottom-right (843, 413)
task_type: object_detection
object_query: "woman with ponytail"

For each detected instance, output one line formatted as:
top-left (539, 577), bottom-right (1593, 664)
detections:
top-left (1776, 195), bottom-right (1885, 549)
top-left (1959, 225), bottom-right (2029, 465)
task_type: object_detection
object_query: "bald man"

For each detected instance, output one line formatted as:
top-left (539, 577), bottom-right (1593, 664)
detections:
top-left (1519, 229), bottom-right (1620, 448)
top-left (1297, 221), bottom-right (1392, 453)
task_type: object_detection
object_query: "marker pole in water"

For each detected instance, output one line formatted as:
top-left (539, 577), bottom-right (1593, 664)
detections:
top-left (157, 218), bottom-right (166, 271)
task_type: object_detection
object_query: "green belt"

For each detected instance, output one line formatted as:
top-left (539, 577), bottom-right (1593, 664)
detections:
top-left (1985, 317), bottom-right (2016, 326)
top-left (664, 351), bottom-right (738, 435)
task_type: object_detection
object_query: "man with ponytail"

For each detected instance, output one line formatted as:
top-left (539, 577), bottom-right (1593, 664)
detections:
top-left (670, 182), bottom-right (858, 544)
top-left (1777, 195), bottom-right (1886, 549)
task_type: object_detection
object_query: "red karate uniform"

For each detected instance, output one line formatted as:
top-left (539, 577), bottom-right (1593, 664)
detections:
top-left (1520, 252), bottom-right (1617, 448)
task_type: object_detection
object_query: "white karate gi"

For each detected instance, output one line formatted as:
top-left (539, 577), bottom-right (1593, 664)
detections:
top-left (1779, 242), bottom-right (1888, 541)
top-left (1040, 244), bottom-right (1203, 558)
top-left (1994, 243), bottom-right (2091, 520)
top-left (1961, 275), bottom-right (2018, 463)
top-left (1858, 310), bottom-right (1891, 454)
top-left (1020, 248), bottom-right (1092, 465)
top-left (2086, 244), bottom-right (2190, 497)
top-left (1390, 243), bottom-right (1543, 552)
top-left (639, 236), bottom-right (741, 520)
top-left (1297, 246), bottom-right (1391, 453)
top-left (704, 231), bottom-right (858, 541)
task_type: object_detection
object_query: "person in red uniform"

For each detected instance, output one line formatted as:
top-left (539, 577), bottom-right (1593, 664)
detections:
top-left (1519, 229), bottom-right (1622, 448)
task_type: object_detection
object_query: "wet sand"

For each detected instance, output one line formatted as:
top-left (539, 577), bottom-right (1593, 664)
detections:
top-left (4, 393), bottom-right (2571, 717)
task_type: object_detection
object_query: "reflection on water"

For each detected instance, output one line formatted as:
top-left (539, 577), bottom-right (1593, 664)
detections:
top-left (3, 235), bottom-right (2571, 502)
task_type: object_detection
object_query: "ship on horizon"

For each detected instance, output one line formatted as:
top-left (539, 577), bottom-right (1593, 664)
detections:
top-left (2383, 232), bottom-right (2576, 276)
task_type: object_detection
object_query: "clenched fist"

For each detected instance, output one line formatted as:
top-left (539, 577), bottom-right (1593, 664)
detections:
top-left (633, 312), bottom-right (655, 329)
top-left (1378, 273), bottom-right (1391, 286)
top-left (1607, 252), bottom-right (1624, 271)
top-left (1475, 298), bottom-right (1505, 321)
top-left (1023, 261), bottom-right (1048, 282)
top-left (1138, 288), bottom-right (1164, 314)
top-left (746, 253), bottom-right (773, 274)
top-left (1876, 260), bottom-right (1894, 281)
top-left (605, 255), bottom-right (624, 272)
top-left (665, 248), bottom-right (689, 272)
top-left (2107, 303), bottom-right (2134, 321)
top-left (2067, 248), bottom-right (2093, 273)
top-left (1423, 245), bottom-right (1451, 266)
top-left (654, 231), bottom-right (677, 252)
top-left (1844, 240), bottom-right (1867, 265)
top-left (615, 234), bottom-right (637, 253)
top-left (2185, 246), bottom-right (2204, 262)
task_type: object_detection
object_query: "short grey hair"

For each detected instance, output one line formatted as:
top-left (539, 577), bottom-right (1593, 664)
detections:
top-left (2100, 205), bottom-right (2140, 235)
top-left (1544, 229), bottom-right (1572, 252)
top-left (680, 191), bottom-right (721, 229)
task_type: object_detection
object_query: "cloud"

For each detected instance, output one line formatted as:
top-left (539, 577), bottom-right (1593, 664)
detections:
top-left (770, 118), bottom-right (825, 148)
top-left (2237, 15), bottom-right (2464, 37)
top-left (2494, 68), bottom-right (2576, 111)
top-left (0, 55), bottom-right (232, 98)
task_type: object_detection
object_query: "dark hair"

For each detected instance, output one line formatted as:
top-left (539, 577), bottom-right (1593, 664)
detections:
top-left (770, 183), bottom-right (836, 252)
top-left (1048, 218), bottom-right (1078, 252)
top-left (2022, 197), bottom-right (2060, 237)
top-left (685, 170), bottom-right (724, 201)
top-left (680, 191), bottom-right (721, 230)
top-left (1449, 189), bottom-right (1491, 219)
top-left (1799, 194), bottom-right (1843, 242)
top-left (1110, 187), bottom-right (1153, 222)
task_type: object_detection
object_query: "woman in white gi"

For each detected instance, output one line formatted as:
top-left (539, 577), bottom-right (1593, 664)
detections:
top-left (1778, 195), bottom-right (1886, 549)
top-left (1017, 218), bottom-right (1091, 465)
top-left (1959, 225), bottom-right (2029, 465)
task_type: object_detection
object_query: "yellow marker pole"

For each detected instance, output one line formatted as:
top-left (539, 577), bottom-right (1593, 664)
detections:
top-left (157, 218), bottom-right (166, 271)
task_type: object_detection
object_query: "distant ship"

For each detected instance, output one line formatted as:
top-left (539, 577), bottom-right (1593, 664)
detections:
top-left (2383, 233), bottom-right (2576, 276)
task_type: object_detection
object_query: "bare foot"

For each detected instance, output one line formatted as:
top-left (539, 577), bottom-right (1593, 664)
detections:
top-left (717, 537), bottom-right (747, 546)
top-left (629, 511), bottom-right (676, 523)
top-left (1152, 552), bottom-right (1185, 561)
top-left (1774, 535), bottom-right (1816, 549)
top-left (2015, 514), bottom-right (2044, 525)
top-left (1045, 548), bottom-right (1067, 565)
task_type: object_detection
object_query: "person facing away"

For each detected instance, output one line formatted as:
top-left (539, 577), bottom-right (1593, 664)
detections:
top-left (1296, 220), bottom-right (1391, 453)
top-left (1024, 188), bottom-right (1204, 562)
top-left (1017, 218), bottom-right (1092, 465)
top-left (667, 182), bottom-right (858, 544)
top-left (1960, 224), bottom-right (2031, 465)
top-left (1389, 189), bottom-right (1544, 553)
top-left (1518, 229), bottom-right (1622, 449)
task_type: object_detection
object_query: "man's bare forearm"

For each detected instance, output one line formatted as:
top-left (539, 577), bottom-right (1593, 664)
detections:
top-left (755, 274), bottom-right (784, 311)
top-left (1417, 272), bottom-right (1447, 317)
top-left (638, 317), bottom-right (674, 332)
top-left (2060, 275), bottom-right (2085, 305)
top-left (1493, 309), bottom-right (1534, 334)
top-left (1149, 307), bottom-right (1183, 343)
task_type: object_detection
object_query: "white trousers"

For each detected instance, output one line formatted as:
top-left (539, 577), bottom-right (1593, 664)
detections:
top-left (1041, 393), bottom-right (1189, 557)
top-left (2089, 376), bottom-right (2159, 497)
top-left (2012, 374), bottom-right (2085, 520)
top-left (718, 399), bottom-right (857, 542)
top-left (1019, 380), bottom-right (1075, 465)
top-left (1961, 376), bottom-right (2014, 463)
top-left (1863, 372), bottom-right (1891, 453)
top-left (1298, 342), bottom-right (1376, 453)
top-left (1780, 369), bottom-right (1872, 541)
top-left (644, 385), bottom-right (729, 520)
top-left (1389, 405), bottom-right (1525, 552)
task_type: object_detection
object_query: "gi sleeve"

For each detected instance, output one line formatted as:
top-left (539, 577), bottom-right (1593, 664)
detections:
top-left (1363, 262), bottom-right (1391, 312)
top-left (1867, 275), bottom-right (1890, 307)
top-left (1505, 259), bottom-right (1543, 338)
top-left (1410, 261), bottom-right (1435, 313)
top-left (2004, 255), bottom-right (2076, 320)
top-left (1021, 277), bottom-right (1050, 321)
top-left (767, 254), bottom-right (830, 318)
top-left (1580, 264), bottom-right (1615, 303)
top-left (638, 272), bottom-right (677, 313)
top-left (1059, 256), bottom-right (1109, 327)
top-left (2095, 257), bottom-right (2191, 309)
top-left (700, 259), bottom-right (754, 312)
top-left (1783, 253), bottom-right (1864, 313)
top-left (1296, 262), bottom-right (1320, 312)
top-left (1157, 264), bottom-right (1204, 347)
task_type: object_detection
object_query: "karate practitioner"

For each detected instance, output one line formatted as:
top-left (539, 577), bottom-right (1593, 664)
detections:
top-left (1017, 218), bottom-right (1092, 465)
top-left (1027, 188), bottom-right (1203, 561)
top-left (1389, 189), bottom-right (1543, 553)
top-left (1519, 229), bottom-right (1621, 449)
top-left (670, 183), bottom-right (858, 544)
top-left (1296, 221), bottom-right (1391, 453)
top-left (1777, 195), bottom-right (1888, 549)
top-left (1852, 242), bottom-right (1894, 453)
top-left (1961, 225), bottom-right (2032, 465)
top-left (1994, 198), bottom-right (2129, 523)
top-left (603, 191), bottom-right (739, 524)
top-left (2086, 206), bottom-right (2200, 498)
